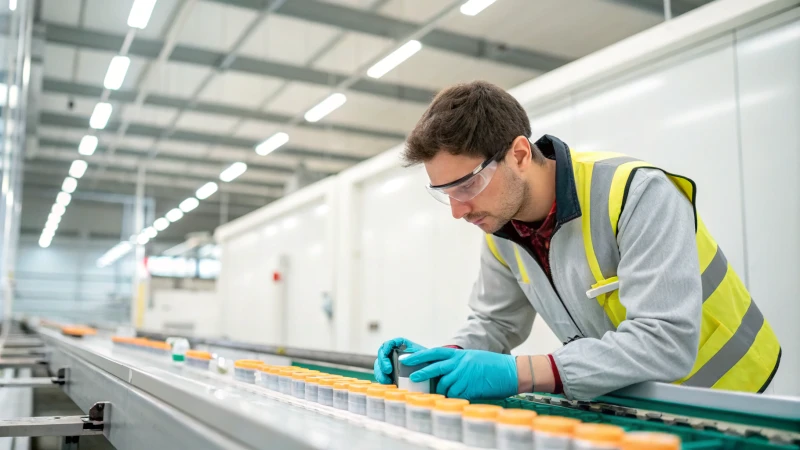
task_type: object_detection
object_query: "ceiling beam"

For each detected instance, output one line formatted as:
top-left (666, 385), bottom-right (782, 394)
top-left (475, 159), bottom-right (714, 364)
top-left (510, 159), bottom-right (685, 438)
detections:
top-left (205, 0), bottom-right (570, 72)
top-left (23, 163), bottom-right (282, 199)
top-left (43, 22), bottom-right (437, 105)
top-left (22, 181), bottom-right (258, 216)
top-left (37, 137), bottom-right (330, 177)
top-left (42, 78), bottom-right (406, 141)
top-left (35, 140), bottom-right (293, 186)
top-left (40, 112), bottom-right (368, 164)
top-left (25, 154), bottom-right (286, 191)
top-left (602, 0), bottom-right (708, 17)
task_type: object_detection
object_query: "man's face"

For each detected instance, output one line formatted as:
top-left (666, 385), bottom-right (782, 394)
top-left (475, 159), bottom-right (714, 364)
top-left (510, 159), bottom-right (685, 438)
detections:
top-left (424, 151), bottom-right (527, 234)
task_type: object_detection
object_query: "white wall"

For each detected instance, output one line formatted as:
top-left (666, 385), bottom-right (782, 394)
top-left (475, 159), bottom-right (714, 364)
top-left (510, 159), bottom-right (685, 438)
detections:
top-left (216, 2), bottom-right (800, 396)
top-left (144, 288), bottom-right (220, 336)
top-left (216, 181), bottom-right (336, 349)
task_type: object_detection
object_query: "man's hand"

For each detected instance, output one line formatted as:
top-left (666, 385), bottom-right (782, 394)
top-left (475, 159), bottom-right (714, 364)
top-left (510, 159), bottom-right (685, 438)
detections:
top-left (373, 337), bottom-right (426, 384)
top-left (401, 348), bottom-right (518, 400)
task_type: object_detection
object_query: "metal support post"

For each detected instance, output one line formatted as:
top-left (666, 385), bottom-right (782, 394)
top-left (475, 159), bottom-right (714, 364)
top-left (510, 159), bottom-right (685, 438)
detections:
top-left (0, 367), bottom-right (66, 387)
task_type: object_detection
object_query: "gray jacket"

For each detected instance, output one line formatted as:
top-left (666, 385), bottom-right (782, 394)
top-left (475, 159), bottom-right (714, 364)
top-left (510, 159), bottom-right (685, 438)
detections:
top-left (451, 137), bottom-right (702, 401)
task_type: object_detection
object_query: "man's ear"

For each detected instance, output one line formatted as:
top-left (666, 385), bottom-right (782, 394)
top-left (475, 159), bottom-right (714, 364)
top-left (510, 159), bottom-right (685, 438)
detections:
top-left (508, 136), bottom-right (532, 170)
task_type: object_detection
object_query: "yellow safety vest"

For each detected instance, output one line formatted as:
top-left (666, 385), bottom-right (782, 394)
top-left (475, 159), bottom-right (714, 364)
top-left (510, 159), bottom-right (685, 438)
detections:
top-left (572, 151), bottom-right (781, 393)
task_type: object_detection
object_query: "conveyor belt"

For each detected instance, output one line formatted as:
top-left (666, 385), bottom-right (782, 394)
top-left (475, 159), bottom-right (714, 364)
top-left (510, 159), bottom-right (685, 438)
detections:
top-left (36, 327), bottom-right (473, 450)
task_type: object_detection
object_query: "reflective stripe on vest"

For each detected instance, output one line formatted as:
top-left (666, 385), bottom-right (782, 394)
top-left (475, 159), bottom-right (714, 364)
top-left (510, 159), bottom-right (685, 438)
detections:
top-left (573, 152), bottom-right (780, 393)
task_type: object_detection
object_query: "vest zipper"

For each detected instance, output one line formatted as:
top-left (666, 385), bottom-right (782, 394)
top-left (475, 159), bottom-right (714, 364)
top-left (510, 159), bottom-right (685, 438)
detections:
top-left (516, 225), bottom-right (586, 339)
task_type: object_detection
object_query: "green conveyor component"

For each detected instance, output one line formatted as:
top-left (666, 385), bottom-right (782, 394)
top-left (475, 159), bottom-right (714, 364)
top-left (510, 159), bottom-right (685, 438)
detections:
top-left (290, 362), bottom-right (799, 450)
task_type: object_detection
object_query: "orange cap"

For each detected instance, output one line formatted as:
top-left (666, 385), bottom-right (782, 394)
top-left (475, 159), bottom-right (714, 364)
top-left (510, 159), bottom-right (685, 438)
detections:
top-left (112, 336), bottom-right (135, 343)
top-left (150, 341), bottom-right (171, 351)
top-left (334, 380), bottom-right (367, 390)
top-left (384, 390), bottom-right (410, 401)
top-left (366, 385), bottom-right (396, 398)
top-left (496, 409), bottom-right (538, 426)
top-left (462, 404), bottom-right (503, 420)
top-left (621, 432), bottom-right (681, 450)
top-left (573, 424), bottom-right (625, 444)
top-left (291, 372), bottom-right (314, 380)
top-left (532, 416), bottom-right (581, 436)
top-left (318, 378), bottom-right (339, 386)
top-left (185, 350), bottom-right (212, 360)
top-left (434, 399), bottom-right (469, 412)
top-left (234, 359), bottom-right (264, 369)
top-left (132, 338), bottom-right (150, 346)
top-left (349, 383), bottom-right (372, 393)
top-left (406, 394), bottom-right (445, 407)
top-left (62, 326), bottom-right (97, 336)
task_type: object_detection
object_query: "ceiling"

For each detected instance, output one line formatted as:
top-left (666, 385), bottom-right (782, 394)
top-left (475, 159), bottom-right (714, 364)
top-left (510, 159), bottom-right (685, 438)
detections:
top-left (23, 0), bottom-right (712, 243)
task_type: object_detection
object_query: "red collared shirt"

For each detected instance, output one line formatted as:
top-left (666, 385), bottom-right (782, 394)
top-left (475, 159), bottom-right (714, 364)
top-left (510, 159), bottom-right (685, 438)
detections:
top-left (510, 201), bottom-right (558, 284)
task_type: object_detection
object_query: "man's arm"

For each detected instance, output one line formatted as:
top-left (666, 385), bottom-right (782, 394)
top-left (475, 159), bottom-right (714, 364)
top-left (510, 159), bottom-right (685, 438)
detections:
top-left (539, 170), bottom-right (702, 400)
top-left (450, 236), bottom-right (536, 353)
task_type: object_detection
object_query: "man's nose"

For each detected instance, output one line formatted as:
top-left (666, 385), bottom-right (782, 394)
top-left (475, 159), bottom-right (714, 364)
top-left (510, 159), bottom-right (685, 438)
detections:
top-left (450, 199), bottom-right (470, 219)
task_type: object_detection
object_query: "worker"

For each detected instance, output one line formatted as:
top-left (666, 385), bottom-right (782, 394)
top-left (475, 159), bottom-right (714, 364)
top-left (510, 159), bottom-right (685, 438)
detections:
top-left (373, 81), bottom-right (781, 401)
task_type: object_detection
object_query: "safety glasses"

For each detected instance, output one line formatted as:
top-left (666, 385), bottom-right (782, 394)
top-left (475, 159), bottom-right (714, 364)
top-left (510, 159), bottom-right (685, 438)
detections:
top-left (426, 150), bottom-right (504, 205)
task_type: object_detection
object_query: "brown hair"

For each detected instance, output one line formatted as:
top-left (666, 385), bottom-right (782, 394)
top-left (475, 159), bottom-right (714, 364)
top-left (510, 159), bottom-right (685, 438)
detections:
top-left (403, 80), bottom-right (543, 165)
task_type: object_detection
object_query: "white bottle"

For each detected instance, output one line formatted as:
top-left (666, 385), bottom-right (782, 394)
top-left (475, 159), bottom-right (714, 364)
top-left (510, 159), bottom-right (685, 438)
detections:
top-left (170, 338), bottom-right (190, 363)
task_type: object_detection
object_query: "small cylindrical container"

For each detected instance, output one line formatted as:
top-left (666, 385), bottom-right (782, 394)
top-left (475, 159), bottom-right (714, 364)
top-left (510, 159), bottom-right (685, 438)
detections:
top-left (366, 385), bottom-right (396, 421)
top-left (317, 377), bottom-right (339, 406)
top-left (170, 338), bottom-right (190, 362)
top-left (185, 350), bottom-right (212, 369)
top-left (258, 366), bottom-right (278, 390)
top-left (496, 409), bottom-right (537, 450)
top-left (620, 432), bottom-right (680, 450)
top-left (384, 390), bottom-right (410, 427)
top-left (397, 353), bottom-right (434, 393)
top-left (532, 416), bottom-right (581, 450)
top-left (277, 367), bottom-right (302, 394)
top-left (462, 404), bottom-right (503, 448)
top-left (348, 383), bottom-right (371, 415)
top-left (332, 380), bottom-right (351, 409)
top-left (432, 398), bottom-right (469, 442)
top-left (405, 394), bottom-right (444, 434)
top-left (572, 423), bottom-right (625, 450)
top-left (291, 372), bottom-right (313, 398)
top-left (234, 360), bottom-right (264, 383)
top-left (304, 376), bottom-right (331, 402)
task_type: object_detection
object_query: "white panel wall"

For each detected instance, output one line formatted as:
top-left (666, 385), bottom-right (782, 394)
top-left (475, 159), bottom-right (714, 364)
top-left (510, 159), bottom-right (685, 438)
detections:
top-left (217, 194), bottom-right (335, 350)
top-left (144, 289), bottom-right (220, 336)
top-left (735, 12), bottom-right (800, 396)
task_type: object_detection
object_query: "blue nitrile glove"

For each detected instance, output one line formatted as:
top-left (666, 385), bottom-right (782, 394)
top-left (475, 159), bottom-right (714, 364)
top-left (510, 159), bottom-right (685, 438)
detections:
top-left (374, 337), bottom-right (427, 384)
top-left (401, 347), bottom-right (518, 400)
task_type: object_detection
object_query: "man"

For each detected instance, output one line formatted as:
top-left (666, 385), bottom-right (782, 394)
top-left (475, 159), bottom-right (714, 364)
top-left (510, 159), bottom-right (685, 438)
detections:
top-left (373, 81), bottom-right (781, 401)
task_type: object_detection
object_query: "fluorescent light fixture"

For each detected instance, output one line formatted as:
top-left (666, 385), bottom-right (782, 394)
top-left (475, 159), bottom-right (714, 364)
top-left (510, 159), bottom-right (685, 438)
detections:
top-left (61, 177), bottom-right (78, 193)
top-left (38, 235), bottom-right (51, 248)
top-left (51, 203), bottom-right (66, 216)
top-left (255, 132), bottom-right (289, 156)
top-left (69, 160), bottom-right (88, 179)
top-left (104, 56), bottom-right (131, 90)
top-left (179, 197), bottom-right (199, 213)
top-left (137, 234), bottom-right (150, 245)
top-left (143, 227), bottom-right (158, 239)
top-left (165, 208), bottom-right (184, 222)
top-left (367, 40), bottom-right (422, 79)
top-left (0, 83), bottom-right (19, 108)
top-left (9, 0), bottom-right (17, 11)
top-left (89, 102), bottom-right (113, 129)
top-left (153, 217), bottom-right (170, 231)
top-left (78, 135), bottom-right (98, 156)
top-left (128, 0), bottom-right (157, 29)
top-left (304, 93), bottom-right (346, 123)
top-left (56, 191), bottom-right (72, 206)
top-left (44, 221), bottom-right (59, 233)
top-left (195, 181), bottom-right (218, 200)
top-left (46, 215), bottom-right (62, 226)
top-left (97, 241), bottom-right (133, 268)
top-left (460, 0), bottom-right (496, 16)
top-left (41, 227), bottom-right (56, 239)
top-left (219, 162), bottom-right (247, 182)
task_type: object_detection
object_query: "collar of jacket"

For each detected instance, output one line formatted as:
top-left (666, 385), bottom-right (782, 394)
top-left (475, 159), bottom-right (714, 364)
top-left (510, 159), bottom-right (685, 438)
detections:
top-left (493, 134), bottom-right (582, 242)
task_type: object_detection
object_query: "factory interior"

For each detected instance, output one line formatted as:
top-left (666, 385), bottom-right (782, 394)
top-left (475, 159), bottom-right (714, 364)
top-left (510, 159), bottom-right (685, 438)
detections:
top-left (0, 0), bottom-right (798, 448)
